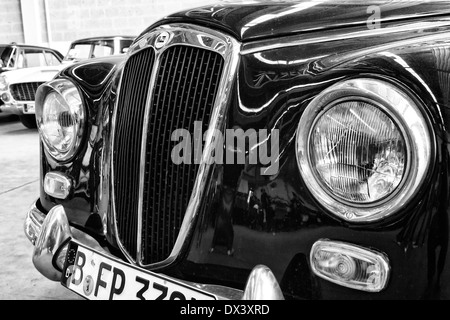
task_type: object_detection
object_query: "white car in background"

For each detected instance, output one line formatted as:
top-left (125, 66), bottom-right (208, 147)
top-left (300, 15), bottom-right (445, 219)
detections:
top-left (0, 65), bottom-right (65, 128)
top-left (0, 36), bottom-right (135, 128)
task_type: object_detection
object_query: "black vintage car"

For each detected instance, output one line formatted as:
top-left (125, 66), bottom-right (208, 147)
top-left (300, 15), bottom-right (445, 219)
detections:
top-left (24, 0), bottom-right (450, 300)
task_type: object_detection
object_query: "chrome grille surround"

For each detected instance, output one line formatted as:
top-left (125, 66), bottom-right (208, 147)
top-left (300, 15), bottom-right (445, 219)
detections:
top-left (11, 82), bottom-right (44, 101)
top-left (111, 24), bottom-right (241, 269)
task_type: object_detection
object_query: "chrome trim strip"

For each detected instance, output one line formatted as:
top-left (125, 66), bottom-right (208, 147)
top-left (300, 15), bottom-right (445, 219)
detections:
top-left (110, 56), bottom-right (136, 263)
top-left (241, 19), bottom-right (450, 55)
top-left (129, 24), bottom-right (230, 57)
top-left (136, 45), bottom-right (158, 264)
top-left (111, 24), bottom-right (241, 269)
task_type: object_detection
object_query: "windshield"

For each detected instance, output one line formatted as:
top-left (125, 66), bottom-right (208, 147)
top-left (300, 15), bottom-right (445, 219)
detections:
top-left (65, 40), bottom-right (116, 61)
top-left (65, 43), bottom-right (92, 61)
top-left (0, 46), bottom-right (15, 69)
top-left (17, 49), bottom-right (62, 68)
top-left (64, 38), bottom-right (134, 61)
top-left (119, 39), bottom-right (134, 54)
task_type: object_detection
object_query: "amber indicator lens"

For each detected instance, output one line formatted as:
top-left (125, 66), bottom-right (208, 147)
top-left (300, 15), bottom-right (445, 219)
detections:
top-left (310, 101), bottom-right (406, 204)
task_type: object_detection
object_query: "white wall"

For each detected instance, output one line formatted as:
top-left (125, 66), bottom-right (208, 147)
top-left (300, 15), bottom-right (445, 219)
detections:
top-left (1, 0), bottom-right (218, 54)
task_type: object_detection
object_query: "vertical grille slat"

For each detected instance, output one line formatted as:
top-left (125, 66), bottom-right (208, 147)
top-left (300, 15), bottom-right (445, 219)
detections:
top-left (10, 82), bottom-right (44, 101)
top-left (113, 48), bottom-right (155, 260)
top-left (141, 45), bottom-right (224, 264)
top-left (166, 46), bottom-right (196, 253)
top-left (113, 43), bottom-right (225, 265)
top-left (162, 46), bottom-right (184, 255)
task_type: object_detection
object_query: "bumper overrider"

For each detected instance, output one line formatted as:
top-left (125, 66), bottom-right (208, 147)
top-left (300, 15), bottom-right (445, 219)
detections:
top-left (24, 201), bottom-right (285, 300)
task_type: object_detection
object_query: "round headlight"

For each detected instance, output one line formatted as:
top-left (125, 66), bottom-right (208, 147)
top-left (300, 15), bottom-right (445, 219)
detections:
top-left (36, 79), bottom-right (85, 161)
top-left (311, 98), bottom-right (406, 204)
top-left (296, 78), bottom-right (433, 222)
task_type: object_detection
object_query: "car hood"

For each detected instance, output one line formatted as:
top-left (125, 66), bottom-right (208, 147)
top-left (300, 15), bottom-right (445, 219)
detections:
top-left (1, 65), bottom-right (65, 84)
top-left (156, 0), bottom-right (450, 42)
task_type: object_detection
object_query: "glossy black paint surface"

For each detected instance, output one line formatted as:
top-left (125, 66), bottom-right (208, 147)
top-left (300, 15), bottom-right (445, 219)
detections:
top-left (176, 30), bottom-right (450, 299)
top-left (37, 2), bottom-right (450, 299)
top-left (39, 55), bottom-right (125, 248)
top-left (150, 0), bottom-right (450, 42)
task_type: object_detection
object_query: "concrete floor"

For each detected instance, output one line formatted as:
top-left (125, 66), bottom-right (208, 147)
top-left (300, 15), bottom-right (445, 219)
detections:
top-left (0, 114), bottom-right (81, 300)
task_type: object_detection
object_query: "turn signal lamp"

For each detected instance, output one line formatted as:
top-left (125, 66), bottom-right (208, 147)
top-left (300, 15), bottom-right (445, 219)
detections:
top-left (44, 172), bottom-right (72, 199)
top-left (310, 240), bottom-right (390, 292)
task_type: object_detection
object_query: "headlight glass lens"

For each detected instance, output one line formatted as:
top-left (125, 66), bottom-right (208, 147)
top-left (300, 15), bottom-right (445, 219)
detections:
top-left (296, 78), bottom-right (432, 222)
top-left (37, 80), bottom-right (84, 161)
top-left (311, 100), bottom-right (406, 204)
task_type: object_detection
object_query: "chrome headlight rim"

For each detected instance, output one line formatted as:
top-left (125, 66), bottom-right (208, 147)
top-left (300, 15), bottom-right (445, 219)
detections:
top-left (35, 78), bottom-right (86, 162)
top-left (296, 77), bottom-right (434, 223)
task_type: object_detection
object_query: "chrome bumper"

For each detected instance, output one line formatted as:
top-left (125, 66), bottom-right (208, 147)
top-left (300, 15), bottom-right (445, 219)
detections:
top-left (0, 103), bottom-right (35, 115)
top-left (0, 102), bottom-right (23, 115)
top-left (24, 201), bottom-right (285, 300)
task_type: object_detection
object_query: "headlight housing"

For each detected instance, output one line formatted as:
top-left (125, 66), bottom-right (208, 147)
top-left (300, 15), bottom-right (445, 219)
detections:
top-left (0, 75), bottom-right (8, 91)
top-left (35, 79), bottom-right (85, 161)
top-left (296, 78), bottom-right (433, 222)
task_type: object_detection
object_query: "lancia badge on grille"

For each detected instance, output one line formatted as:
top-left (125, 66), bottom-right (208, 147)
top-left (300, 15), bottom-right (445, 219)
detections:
top-left (155, 31), bottom-right (170, 49)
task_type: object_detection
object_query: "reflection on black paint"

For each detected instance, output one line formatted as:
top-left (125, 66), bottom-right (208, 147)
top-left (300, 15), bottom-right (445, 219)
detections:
top-left (210, 185), bottom-right (235, 256)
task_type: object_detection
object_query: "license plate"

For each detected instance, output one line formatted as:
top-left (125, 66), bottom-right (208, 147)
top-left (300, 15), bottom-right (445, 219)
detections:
top-left (61, 240), bottom-right (217, 300)
top-left (22, 103), bottom-right (35, 114)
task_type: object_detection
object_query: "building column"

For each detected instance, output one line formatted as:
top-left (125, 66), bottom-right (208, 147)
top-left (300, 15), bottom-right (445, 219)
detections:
top-left (20, 0), bottom-right (42, 45)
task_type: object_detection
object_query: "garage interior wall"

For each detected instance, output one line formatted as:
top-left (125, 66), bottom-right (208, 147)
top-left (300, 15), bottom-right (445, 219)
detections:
top-left (1, 0), bottom-right (217, 55)
top-left (0, 0), bottom-right (24, 43)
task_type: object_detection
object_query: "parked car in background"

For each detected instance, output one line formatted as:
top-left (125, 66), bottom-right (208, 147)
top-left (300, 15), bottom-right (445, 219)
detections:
top-left (24, 0), bottom-right (450, 300)
top-left (63, 36), bottom-right (135, 62)
top-left (0, 65), bottom-right (64, 128)
top-left (0, 43), bottom-right (63, 114)
top-left (0, 36), bottom-right (135, 128)
top-left (0, 43), bottom-right (63, 73)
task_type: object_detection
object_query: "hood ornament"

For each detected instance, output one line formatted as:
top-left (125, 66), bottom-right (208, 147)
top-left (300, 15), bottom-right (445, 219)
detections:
top-left (155, 31), bottom-right (170, 49)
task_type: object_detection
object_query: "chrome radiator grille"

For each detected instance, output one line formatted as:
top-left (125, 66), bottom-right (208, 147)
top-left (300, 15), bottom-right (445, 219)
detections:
top-left (113, 48), bottom-right (156, 260)
top-left (10, 82), bottom-right (44, 101)
top-left (113, 43), bottom-right (225, 265)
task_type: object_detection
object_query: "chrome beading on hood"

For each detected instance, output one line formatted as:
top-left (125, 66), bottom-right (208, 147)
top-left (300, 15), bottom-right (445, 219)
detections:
top-left (128, 24), bottom-right (231, 57)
